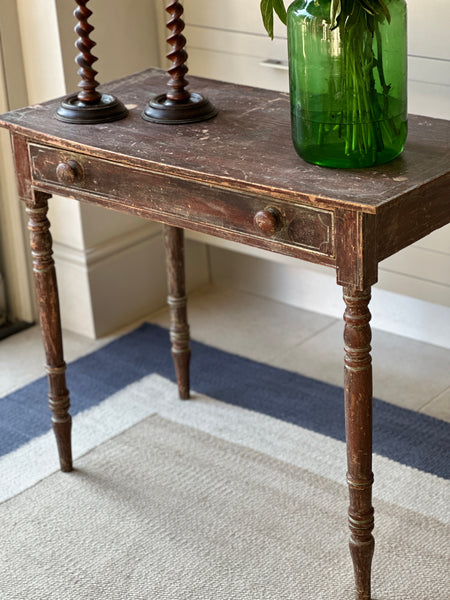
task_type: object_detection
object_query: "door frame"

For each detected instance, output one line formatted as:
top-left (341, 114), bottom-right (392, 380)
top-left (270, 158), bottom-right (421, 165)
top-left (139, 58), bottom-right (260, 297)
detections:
top-left (0, 0), bottom-right (35, 323)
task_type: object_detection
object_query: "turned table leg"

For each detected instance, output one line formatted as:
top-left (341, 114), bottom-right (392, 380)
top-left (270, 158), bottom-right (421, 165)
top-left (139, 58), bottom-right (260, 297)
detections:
top-left (164, 225), bottom-right (190, 399)
top-left (343, 288), bottom-right (375, 600)
top-left (26, 192), bottom-right (73, 472)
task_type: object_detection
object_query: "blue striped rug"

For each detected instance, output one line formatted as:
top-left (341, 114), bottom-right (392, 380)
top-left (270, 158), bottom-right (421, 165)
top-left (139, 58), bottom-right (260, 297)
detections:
top-left (1, 323), bottom-right (448, 481)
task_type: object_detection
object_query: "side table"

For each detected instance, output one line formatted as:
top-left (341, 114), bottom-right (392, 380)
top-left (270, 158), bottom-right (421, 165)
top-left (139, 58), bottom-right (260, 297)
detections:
top-left (1, 69), bottom-right (449, 600)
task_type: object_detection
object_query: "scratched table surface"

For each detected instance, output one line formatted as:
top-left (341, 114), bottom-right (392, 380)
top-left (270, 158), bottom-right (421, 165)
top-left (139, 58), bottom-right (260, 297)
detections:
top-left (1, 68), bottom-right (449, 215)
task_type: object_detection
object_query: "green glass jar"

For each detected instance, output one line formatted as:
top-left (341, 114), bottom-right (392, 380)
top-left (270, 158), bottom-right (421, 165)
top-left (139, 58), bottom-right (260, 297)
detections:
top-left (287, 0), bottom-right (407, 168)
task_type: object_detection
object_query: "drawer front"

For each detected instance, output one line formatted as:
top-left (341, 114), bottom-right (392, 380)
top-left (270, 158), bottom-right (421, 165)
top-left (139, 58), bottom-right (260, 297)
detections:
top-left (29, 143), bottom-right (334, 259)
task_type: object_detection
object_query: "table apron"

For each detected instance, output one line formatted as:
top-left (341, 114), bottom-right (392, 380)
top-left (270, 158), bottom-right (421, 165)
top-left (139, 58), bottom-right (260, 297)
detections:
top-left (29, 143), bottom-right (337, 267)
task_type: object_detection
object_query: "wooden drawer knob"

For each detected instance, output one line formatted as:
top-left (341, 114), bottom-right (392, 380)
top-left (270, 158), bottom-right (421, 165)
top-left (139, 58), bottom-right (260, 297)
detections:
top-left (56, 160), bottom-right (82, 185)
top-left (254, 207), bottom-right (282, 236)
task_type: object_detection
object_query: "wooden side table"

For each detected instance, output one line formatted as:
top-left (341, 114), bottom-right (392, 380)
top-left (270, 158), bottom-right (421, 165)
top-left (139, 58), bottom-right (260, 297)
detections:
top-left (1, 69), bottom-right (449, 600)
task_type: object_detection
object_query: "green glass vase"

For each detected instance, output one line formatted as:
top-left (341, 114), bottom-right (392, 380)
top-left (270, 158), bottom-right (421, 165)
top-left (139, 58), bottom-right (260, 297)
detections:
top-left (287, 0), bottom-right (407, 168)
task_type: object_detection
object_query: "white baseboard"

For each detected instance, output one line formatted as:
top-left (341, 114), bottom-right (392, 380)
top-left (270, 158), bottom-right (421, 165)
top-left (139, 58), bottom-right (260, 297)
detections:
top-left (206, 243), bottom-right (450, 350)
top-left (53, 225), bottom-right (210, 339)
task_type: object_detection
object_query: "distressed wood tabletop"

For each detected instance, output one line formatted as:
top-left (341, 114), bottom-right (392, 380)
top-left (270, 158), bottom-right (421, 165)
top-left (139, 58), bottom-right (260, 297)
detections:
top-left (1, 68), bottom-right (449, 216)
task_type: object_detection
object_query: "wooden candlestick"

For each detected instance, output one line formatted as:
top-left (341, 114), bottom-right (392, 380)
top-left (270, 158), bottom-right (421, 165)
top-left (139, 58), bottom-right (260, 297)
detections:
top-left (143, 1), bottom-right (217, 124)
top-left (56, 0), bottom-right (128, 124)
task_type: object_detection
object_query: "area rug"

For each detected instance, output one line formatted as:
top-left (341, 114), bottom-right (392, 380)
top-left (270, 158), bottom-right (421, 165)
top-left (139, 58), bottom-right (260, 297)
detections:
top-left (0, 323), bottom-right (448, 599)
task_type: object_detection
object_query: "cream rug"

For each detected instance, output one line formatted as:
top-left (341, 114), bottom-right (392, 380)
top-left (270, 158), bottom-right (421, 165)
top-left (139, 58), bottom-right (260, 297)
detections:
top-left (1, 412), bottom-right (448, 599)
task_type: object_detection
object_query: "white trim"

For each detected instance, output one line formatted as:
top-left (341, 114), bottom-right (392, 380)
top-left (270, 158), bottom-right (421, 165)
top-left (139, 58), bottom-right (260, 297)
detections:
top-left (0, 29), bottom-right (35, 323)
top-left (0, 271), bottom-right (6, 324)
top-left (52, 226), bottom-right (168, 338)
top-left (52, 227), bottom-right (210, 338)
top-left (53, 223), bottom-right (162, 269)
top-left (15, 0), bottom-right (66, 103)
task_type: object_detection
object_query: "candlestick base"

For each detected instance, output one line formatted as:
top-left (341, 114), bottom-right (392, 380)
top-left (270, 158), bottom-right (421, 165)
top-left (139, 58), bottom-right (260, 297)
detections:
top-left (142, 92), bottom-right (218, 124)
top-left (56, 93), bottom-right (128, 124)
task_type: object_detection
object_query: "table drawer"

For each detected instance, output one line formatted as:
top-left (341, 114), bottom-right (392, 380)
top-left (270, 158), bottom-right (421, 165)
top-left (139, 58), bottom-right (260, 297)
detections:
top-left (29, 143), bottom-right (334, 258)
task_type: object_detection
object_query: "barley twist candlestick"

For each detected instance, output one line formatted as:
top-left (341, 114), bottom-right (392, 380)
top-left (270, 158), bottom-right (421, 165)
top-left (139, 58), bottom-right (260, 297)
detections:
top-left (143, 0), bottom-right (217, 124)
top-left (56, 0), bottom-right (128, 124)
top-left (165, 0), bottom-right (189, 103)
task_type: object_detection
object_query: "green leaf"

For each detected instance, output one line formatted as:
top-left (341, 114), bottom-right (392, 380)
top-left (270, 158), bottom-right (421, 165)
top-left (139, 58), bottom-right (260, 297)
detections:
top-left (344, 2), bottom-right (362, 33)
top-left (272, 0), bottom-right (287, 25)
top-left (330, 0), bottom-right (342, 30)
top-left (260, 0), bottom-right (287, 39)
top-left (378, 0), bottom-right (391, 23)
top-left (358, 0), bottom-right (391, 22)
top-left (260, 0), bottom-right (274, 39)
top-left (359, 0), bottom-right (377, 16)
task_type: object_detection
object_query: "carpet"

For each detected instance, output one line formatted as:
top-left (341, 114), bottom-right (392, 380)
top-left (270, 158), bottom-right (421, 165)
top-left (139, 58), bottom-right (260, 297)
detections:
top-left (0, 324), bottom-right (448, 599)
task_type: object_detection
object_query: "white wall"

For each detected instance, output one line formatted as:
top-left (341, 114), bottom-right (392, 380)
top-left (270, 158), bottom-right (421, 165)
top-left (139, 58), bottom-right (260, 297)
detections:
top-left (407, 0), bottom-right (450, 119)
top-left (0, 0), bottom-right (34, 324)
top-left (1, 1), bottom-right (448, 344)
top-left (2, 0), bottom-right (210, 338)
top-left (49, 0), bottom-right (168, 338)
